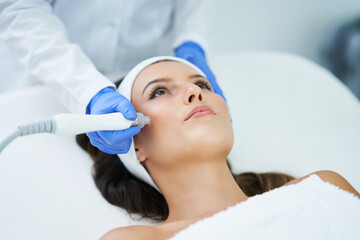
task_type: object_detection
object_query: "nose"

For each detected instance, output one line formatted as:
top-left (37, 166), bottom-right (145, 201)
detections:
top-left (183, 83), bottom-right (204, 105)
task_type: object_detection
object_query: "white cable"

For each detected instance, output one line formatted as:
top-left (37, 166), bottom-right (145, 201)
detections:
top-left (0, 130), bottom-right (20, 153)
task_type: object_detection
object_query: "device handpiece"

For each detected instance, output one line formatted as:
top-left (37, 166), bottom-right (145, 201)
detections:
top-left (53, 112), bottom-right (150, 135)
top-left (0, 112), bottom-right (150, 153)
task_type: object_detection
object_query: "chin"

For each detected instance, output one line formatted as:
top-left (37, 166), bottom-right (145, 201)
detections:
top-left (185, 122), bottom-right (234, 158)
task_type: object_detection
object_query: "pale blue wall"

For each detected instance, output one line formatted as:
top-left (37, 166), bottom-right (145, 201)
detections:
top-left (209, 0), bottom-right (360, 66)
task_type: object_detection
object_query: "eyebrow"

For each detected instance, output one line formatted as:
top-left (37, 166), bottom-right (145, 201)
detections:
top-left (141, 74), bottom-right (207, 95)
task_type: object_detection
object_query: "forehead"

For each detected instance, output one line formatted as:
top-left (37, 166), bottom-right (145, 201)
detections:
top-left (133, 61), bottom-right (200, 88)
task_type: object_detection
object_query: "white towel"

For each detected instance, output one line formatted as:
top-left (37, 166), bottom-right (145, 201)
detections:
top-left (170, 174), bottom-right (360, 240)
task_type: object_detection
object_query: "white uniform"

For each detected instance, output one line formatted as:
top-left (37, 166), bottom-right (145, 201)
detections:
top-left (0, 0), bottom-right (211, 113)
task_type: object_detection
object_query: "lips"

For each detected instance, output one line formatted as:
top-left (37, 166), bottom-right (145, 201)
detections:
top-left (185, 105), bottom-right (216, 121)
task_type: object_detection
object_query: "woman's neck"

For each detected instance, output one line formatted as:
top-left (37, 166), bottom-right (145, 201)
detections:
top-left (155, 160), bottom-right (248, 224)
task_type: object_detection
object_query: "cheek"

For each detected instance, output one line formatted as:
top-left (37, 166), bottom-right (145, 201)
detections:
top-left (219, 97), bottom-right (234, 148)
top-left (134, 100), bottom-right (181, 159)
top-left (143, 100), bottom-right (179, 137)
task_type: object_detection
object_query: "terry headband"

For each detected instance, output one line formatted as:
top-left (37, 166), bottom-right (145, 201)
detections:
top-left (117, 56), bottom-right (206, 193)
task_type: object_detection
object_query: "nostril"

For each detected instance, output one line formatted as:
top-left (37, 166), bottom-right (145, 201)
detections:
top-left (188, 95), bottom-right (194, 102)
top-left (188, 94), bottom-right (202, 103)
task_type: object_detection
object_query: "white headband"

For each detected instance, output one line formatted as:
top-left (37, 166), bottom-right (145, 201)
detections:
top-left (117, 56), bottom-right (206, 193)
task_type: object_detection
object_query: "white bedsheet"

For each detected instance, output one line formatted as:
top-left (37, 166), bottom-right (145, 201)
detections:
top-left (0, 51), bottom-right (359, 239)
top-left (170, 175), bottom-right (360, 240)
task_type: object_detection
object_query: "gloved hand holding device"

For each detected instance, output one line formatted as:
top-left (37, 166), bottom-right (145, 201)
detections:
top-left (87, 41), bottom-right (223, 155)
top-left (86, 87), bottom-right (140, 154)
top-left (175, 41), bottom-right (227, 104)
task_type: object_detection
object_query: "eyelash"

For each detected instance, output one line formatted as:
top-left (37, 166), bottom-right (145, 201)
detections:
top-left (148, 80), bottom-right (213, 100)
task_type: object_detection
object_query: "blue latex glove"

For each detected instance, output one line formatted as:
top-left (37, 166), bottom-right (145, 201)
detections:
top-left (174, 41), bottom-right (228, 104)
top-left (86, 87), bottom-right (141, 154)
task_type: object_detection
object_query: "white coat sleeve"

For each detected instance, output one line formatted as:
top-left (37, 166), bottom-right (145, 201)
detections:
top-left (172, 0), bottom-right (214, 53)
top-left (0, 0), bottom-right (115, 113)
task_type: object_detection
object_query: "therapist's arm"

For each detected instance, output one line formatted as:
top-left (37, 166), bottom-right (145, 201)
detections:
top-left (173, 0), bottom-right (227, 103)
top-left (0, 0), bottom-right (114, 113)
top-left (172, 0), bottom-right (213, 53)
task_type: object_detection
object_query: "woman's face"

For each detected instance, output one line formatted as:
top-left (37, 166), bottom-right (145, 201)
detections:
top-left (131, 61), bottom-right (233, 172)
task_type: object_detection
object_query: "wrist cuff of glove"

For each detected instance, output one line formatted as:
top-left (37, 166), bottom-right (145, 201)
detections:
top-left (86, 86), bottom-right (116, 114)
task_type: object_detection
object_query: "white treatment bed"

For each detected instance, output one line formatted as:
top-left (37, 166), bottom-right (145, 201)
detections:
top-left (0, 51), bottom-right (359, 239)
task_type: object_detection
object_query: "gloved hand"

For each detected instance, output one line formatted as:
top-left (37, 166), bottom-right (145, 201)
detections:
top-left (86, 87), bottom-right (140, 154)
top-left (175, 41), bottom-right (228, 104)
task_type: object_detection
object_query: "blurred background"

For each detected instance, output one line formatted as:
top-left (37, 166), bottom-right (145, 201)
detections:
top-left (2, 0), bottom-right (360, 99)
top-left (208, 0), bottom-right (360, 100)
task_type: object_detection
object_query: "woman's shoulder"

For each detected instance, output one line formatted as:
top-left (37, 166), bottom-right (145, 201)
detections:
top-left (285, 170), bottom-right (360, 198)
top-left (100, 225), bottom-right (160, 240)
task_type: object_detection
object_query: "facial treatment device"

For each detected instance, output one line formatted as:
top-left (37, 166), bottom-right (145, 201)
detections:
top-left (0, 112), bottom-right (150, 153)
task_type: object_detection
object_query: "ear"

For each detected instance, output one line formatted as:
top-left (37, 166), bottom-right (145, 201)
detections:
top-left (135, 147), bottom-right (147, 164)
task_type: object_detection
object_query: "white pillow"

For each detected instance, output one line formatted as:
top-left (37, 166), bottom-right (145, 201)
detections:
top-left (211, 52), bottom-right (360, 188)
top-left (0, 51), bottom-right (359, 240)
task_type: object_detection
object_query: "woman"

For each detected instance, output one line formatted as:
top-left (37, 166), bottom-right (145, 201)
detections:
top-left (76, 57), bottom-right (360, 240)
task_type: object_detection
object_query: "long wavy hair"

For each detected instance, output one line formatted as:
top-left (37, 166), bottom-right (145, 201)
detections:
top-left (76, 133), bottom-right (294, 221)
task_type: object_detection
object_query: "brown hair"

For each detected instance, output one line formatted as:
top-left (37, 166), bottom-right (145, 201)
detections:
top-left (76, 133), bottom-right (294, 221)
